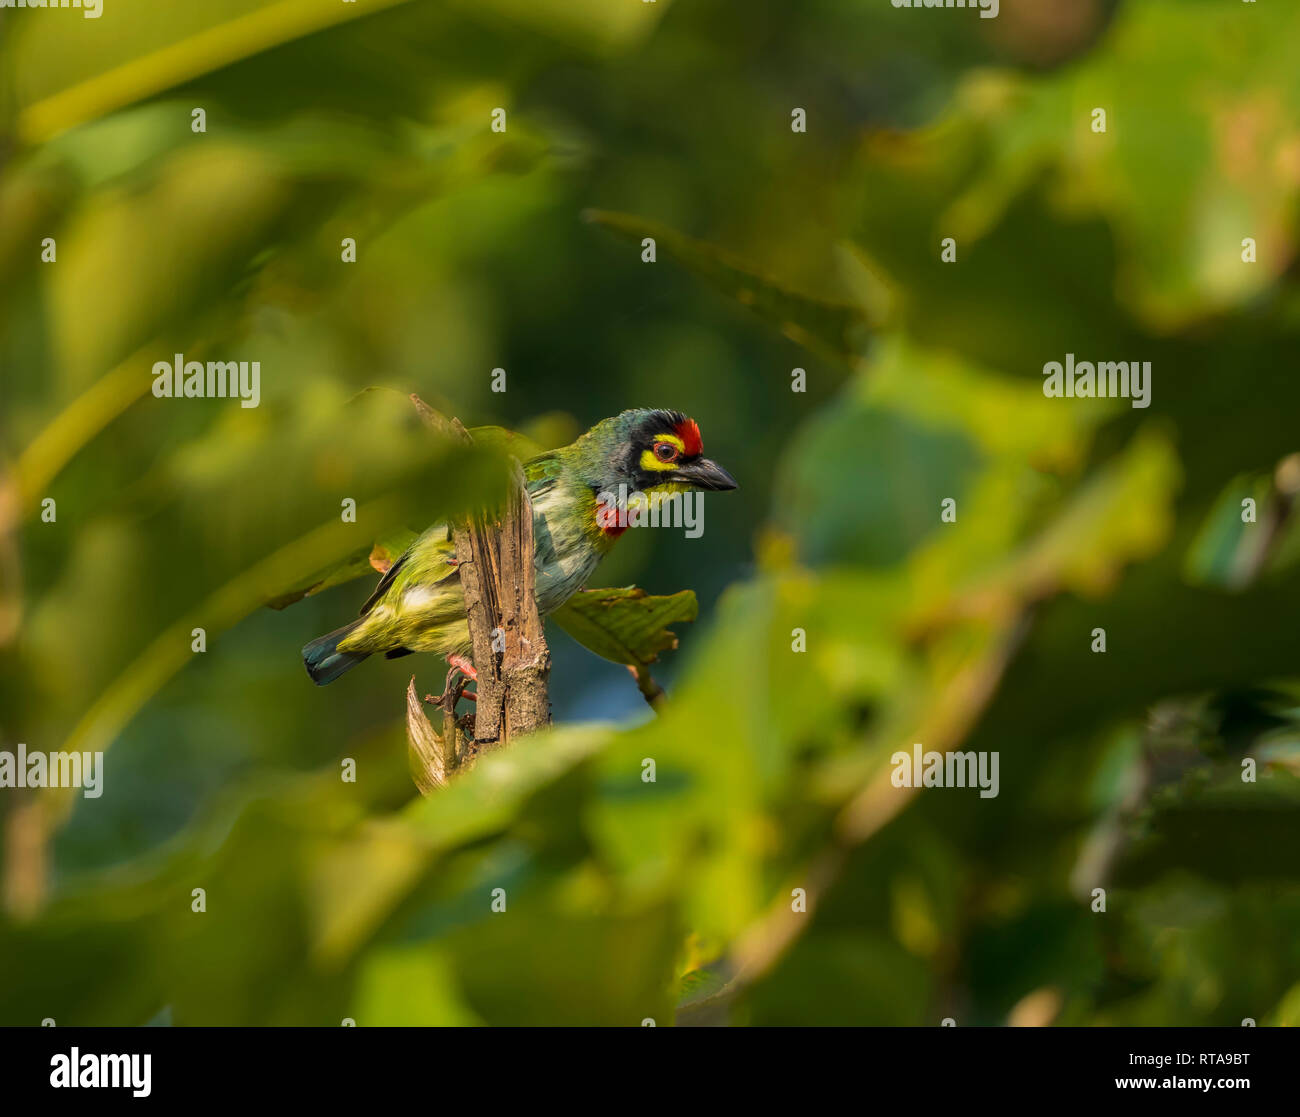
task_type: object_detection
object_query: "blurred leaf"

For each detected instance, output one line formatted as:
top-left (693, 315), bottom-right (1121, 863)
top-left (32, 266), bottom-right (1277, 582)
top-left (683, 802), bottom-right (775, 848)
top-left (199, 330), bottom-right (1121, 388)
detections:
top-left (1183, 473), bottom-right (1275, 590)
top-left (351, 944), bottom-right (480, 1026)
top-left (11, 0), bottom-right (416, 145)
top-left (265, 526), bottom-right (418, 611)
top-left (1116, 777), bottom-right (1300, 888)
top-left (774, 392), bottom-right (982, 568)
top-left (925, 1), bottom-right (1300, 327)
top-left (6, 0), bottom-right (1300, 1032)
top-left (14, 346), bottom-right (160, 515)
top-left (585, 209), bottom-right (875, 366)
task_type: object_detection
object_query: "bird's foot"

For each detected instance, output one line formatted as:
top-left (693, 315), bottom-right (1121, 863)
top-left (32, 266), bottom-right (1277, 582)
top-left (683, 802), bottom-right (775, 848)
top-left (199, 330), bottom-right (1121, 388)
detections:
top-left (425, 658), bottom-right (479, 710)
top-left (447, 654), bottom-right (478, 681)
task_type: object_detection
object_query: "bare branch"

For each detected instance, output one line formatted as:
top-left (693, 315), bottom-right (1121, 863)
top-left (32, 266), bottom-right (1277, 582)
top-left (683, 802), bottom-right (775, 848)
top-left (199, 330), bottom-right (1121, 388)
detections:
top-left (453, 459), bottom-right (551, 758)
top-left (627, 663), bottom-right (666, 711)
top-left (405, 394), bottom-right (551, 778)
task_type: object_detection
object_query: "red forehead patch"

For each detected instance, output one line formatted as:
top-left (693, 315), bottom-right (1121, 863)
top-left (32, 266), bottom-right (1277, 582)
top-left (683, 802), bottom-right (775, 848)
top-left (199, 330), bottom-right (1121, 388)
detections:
top-left (674, 418), bottom-right (703, 457)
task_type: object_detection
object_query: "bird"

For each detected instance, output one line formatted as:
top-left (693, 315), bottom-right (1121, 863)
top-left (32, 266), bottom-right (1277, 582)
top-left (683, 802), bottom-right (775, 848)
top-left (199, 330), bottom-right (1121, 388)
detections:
top-left (302, 408), bottom-right (737, 684)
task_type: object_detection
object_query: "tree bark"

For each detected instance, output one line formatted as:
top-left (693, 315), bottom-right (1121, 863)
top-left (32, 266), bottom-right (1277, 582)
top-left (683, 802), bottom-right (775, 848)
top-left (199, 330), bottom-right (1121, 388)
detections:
top-left (407, 394), bottom-right (551, 774)
top-left (453, 460), bottom-right (552, 758)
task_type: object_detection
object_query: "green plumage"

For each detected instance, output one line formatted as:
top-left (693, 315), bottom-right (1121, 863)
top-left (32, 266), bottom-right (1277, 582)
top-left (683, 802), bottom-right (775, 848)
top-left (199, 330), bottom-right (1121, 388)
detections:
top-left (303, 409), bottom-right (736, 684)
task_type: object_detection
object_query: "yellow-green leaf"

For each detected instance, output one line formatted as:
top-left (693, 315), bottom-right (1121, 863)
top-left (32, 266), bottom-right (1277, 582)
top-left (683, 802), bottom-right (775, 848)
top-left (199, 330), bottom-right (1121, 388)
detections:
top-left (551, 586), bottom-right (698, 667)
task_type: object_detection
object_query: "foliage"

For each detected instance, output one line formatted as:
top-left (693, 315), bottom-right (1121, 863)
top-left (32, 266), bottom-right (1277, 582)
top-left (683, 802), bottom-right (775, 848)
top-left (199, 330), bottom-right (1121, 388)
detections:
top-left (2, 0), bottom-right (1300, 1025)
top-left (551, 587), bottom-right (697, 671)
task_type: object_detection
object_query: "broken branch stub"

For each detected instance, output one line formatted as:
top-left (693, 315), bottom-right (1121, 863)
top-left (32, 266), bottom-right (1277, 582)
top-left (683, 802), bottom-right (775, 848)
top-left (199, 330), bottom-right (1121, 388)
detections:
top-left (407, 393), bottom-right (551, 767)
top-left (406, 677), bottom-right (448, 794)
top-left (453, 458), bottom-right (551, 758)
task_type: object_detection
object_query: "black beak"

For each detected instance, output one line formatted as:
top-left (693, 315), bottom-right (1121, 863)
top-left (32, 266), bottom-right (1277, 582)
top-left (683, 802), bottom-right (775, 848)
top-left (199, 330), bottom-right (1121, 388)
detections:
top-left (680, 457), bottom-right (738, 491)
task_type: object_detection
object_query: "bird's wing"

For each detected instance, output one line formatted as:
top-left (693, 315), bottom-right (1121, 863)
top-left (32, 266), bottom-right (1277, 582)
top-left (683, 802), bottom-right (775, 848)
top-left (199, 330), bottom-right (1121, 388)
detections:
top-left (359, 525), bottom-right (457, 615)
top-left (524, 451), bottom-right (565, 496)
top-left (360, 455), bottom-right (567, 616)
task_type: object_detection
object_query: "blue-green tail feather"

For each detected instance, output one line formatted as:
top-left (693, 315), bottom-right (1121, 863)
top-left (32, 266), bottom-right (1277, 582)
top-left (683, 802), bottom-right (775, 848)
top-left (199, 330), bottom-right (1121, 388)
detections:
top-left (303, 622), bottom-right (369, 685)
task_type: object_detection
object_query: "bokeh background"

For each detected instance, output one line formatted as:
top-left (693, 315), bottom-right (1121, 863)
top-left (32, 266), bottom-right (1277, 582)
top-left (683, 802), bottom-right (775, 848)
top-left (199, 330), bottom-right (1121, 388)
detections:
top-left (3, 0), bottom-right (1300, 1025)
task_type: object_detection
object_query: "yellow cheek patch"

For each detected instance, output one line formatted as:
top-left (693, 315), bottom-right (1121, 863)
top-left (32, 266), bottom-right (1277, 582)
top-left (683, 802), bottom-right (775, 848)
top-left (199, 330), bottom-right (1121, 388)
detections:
top-left (640, 434), bottom-right (685, 472)
top-left (623, 485), bottom-right (689, 519)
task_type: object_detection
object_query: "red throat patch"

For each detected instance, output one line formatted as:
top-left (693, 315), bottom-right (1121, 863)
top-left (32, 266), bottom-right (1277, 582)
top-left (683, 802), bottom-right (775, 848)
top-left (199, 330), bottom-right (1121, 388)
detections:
top-left (674, 418), bottom-right (703, 457)
top-left (596, 498), bottom-right (629, 538)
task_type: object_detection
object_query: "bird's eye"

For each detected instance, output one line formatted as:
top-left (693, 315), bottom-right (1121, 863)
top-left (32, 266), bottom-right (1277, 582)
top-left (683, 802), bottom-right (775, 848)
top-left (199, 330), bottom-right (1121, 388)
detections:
top-left (653, 441), bottom-right (679, 463)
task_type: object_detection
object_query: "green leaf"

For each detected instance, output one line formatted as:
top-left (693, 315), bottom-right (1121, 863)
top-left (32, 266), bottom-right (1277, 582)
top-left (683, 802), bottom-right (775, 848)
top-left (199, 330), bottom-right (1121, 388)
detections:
top-left (463, 425), bottom-right (546, 463)
top-left (911, 1), bottom-right (1300, 327)
top-left (262, 396), bottom-right (553, 611)
top-left (264, 525), bottom-right (418, 611)
top-left (11, 0), bottom-right (418, 146)
top-left (584, 209), bottom-right (875, 366)
top-left (10, 0), bottom-right (670, 148)
top-left (1183, 473), bottom-right (1275, 590)
top-left (551, 586), bottom-right (698, 668)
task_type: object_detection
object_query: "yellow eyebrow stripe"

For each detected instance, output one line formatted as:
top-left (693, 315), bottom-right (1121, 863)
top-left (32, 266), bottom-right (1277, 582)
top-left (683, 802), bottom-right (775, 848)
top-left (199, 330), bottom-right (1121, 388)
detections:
top-left (640, 434), bottom-right (685, 472)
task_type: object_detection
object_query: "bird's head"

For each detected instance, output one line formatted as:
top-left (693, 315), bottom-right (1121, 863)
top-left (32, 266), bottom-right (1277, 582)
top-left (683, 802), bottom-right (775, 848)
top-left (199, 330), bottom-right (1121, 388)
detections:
top-left (576, 408), bottom-right (738, 495)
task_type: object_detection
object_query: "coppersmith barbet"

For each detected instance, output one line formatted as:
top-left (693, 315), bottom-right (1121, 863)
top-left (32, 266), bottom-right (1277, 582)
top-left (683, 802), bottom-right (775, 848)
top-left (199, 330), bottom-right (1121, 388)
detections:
top-left (303, 408), bottom-right (737, 684)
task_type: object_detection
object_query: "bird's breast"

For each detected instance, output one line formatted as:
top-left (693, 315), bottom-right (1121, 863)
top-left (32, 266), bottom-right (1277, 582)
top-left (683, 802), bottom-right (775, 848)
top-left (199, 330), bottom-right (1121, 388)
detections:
top-left (531, 482), bottom-right (603, 615)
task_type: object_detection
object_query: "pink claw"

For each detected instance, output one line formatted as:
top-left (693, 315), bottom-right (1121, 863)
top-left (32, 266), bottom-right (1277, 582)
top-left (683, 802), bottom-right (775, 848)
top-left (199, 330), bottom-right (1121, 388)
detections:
top-left (448, 654), bottom-right (478, 681)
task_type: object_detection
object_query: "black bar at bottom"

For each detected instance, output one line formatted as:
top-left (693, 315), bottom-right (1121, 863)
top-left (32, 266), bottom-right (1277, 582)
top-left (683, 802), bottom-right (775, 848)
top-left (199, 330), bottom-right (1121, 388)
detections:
top-left (0, 1025), bottom-right (1288, 1104)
